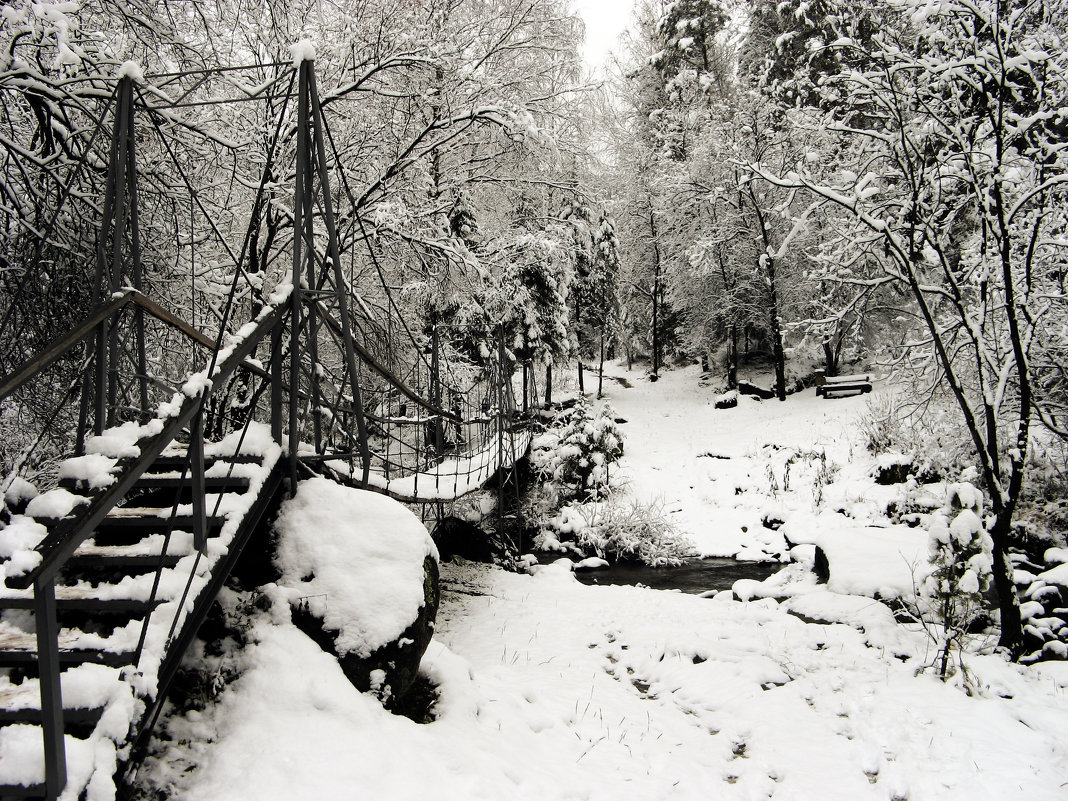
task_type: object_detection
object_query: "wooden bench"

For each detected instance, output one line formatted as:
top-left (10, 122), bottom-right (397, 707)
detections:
top-left (816, 373), bottom-right (873, 398)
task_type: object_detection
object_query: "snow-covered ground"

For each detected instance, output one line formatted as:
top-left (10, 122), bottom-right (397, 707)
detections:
top-left (605, 362), bottom-right (888, 559)
top-left (135, 362), bottom-right (1068, 801)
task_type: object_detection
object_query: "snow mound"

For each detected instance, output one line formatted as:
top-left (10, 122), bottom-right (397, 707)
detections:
top-left (783, 513), bottom-right (927, 600)
top-left (273, 478), bottom-right (437, 658)
top-left (290, 39), bottom-right (316, 65)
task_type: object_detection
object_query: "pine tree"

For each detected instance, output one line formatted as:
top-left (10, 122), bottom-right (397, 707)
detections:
top-left (922, 483), bottom-right (994, 680)
top-left (562, 195), bottom-right (596, 391)
top-left (591, 210), bottom-right (621, 396)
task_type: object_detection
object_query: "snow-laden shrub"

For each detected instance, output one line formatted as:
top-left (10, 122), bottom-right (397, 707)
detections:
top-left (919, 482), bottom-right (994, 681)
top-left (1018, 547), bottom-right (1068, 664)
top-left (859, 394), bottom-right (979, 484)
top-left (858, 393), bottom-right (905, 455)
top-left (530, 400), bottom-right (623, 501)
top-left (542, 498), bottom-right (693, 566)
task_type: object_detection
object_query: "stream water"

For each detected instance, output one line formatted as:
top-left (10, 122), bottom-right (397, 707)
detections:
top-left (570, 557), bottom-right (786, 595)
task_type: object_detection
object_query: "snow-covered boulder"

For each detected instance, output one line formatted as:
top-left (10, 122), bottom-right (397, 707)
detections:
top-left (575, 556), bottom-right (609, 571)
top-left (272, 478), bottom-right (440, 707)
top-left (714, 390), bottom-right (738, 409)
top-left (784, 514), bottom-right (927, 601)
top-left (1019, 549), bottom-right (1068, 664)
top-left (872, 452), bottom-right (912, 485)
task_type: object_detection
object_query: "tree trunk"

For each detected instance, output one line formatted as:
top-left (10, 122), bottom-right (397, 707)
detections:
top-left (652, 267), bottom-right (660, 377)
top-left (771, 324), bottom-right (787, 402)
top-left (650, 210), bottom-right (661, 378)
top-left (823, 337), bottom-right (839, 377)
top-left (763, 260), bottom-right (787, 401)
top-left (989, 511), bottom-right (1023, 654)
top-left (727, 324), bottom-right (738, 389)
top-left (597, 332), bottom-right (605, 398)
top-left (578, 360), bottom-right (584, 393)
top-left (746, 188), bottom-right (786, 401)
top-left (544, 362), bottom-right (552, 409)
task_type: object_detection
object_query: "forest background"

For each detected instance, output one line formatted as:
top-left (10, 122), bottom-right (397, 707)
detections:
top-left (2, 0), bottom-right (1068, 659)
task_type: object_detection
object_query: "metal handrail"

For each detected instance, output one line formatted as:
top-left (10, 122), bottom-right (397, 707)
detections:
top-left (0, 289), bottom-right (215, 405)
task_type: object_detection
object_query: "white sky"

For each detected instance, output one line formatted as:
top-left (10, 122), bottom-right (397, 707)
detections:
top-left (574, 0), bottom-right (637, 75)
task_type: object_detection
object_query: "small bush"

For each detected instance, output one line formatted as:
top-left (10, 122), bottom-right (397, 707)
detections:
top-left (918, 483), bottom-right (994, 681)
top-left (530, 399), bottom-right (623, 501)
top-left (859, 393), bottom-right (905, 454)
top-left (859, 393), bottom-right (977, 482)
top-left (545, 497), bottom-right (693, 566)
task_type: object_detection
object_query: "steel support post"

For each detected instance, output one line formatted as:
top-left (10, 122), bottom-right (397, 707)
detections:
top-left (124, 84), bottom-right (149, 417)
top-left (497, 330), bottom-right (506, 534)
top-left (271, 314), bottom-right (283, 443)
top-left (288, 64), bottom-right (310, 494)
top-left (190, 409), bottom-right (208, 554)
top-left (431, 325), bottom-right (443, 456)
top-left (34, 577), bottom-right (66, 800)
top-left (105, 80), bottom-right (132, 427)
top-left (306, 64), bottom-right (372, 484)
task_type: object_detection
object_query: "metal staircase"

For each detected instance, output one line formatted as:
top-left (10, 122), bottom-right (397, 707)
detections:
top-left (0, 437), bottom-right (282, 799)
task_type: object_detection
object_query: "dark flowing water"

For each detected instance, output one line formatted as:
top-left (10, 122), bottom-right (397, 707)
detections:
top-left (570, 557), bottom-right (785, 595)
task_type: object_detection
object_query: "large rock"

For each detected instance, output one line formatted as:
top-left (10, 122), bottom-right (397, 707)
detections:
top-left (272, 478), bottom-right (441, 707)
top-left (738, 381), bottom-right (775, 400)
top-left (432, 515), bottom-right (500, 563)
top-left (291, 554), bottom-right (439, 707)
top-left (714, 390), bottom-right (738, 410)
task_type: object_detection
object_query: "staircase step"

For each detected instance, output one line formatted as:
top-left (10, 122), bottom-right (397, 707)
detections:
top-left (128, 474), bottom-right (251, 509)
top-left (60, 549), bottom-right (185, 586)
top-left (133, 475), bottom-right (250, 492)
top-left (0, 782), bottom-right (46, 798)
top-left (59, 475), bottom-right (251, 508)
top-left (32, 513), bottom-right (225, 530)
top-left (66, 552), bottom-right (183, 571)
top-left (89, 514), bottom-right (226, 546)
top-left (0, 649), bottom-right (134, 669)
top-left (0, 597), bottom-right (162, 615)
top-left (151, 452), bottom-right (261, 468)
top-left (100, 513), bottom-right (225, 527)
top-left (0, 705), bottom-right (103, 726)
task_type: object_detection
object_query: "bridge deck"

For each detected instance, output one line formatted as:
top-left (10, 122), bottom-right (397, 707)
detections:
top-left (332, 430), bottom-right (532, 502)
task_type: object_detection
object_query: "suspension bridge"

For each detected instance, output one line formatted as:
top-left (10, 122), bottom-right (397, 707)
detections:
top-left (0, 59), bottom-right (534, 799)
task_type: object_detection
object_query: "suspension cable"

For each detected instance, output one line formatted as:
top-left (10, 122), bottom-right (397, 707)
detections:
top-left (317, 108), bottom-right (435, 376)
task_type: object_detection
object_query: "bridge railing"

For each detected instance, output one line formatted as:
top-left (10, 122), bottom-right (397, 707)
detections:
top-left (1, 290), bottom-right (219, 494)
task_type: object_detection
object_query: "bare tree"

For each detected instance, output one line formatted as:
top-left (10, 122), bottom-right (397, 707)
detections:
top-left (752, 0), bottom-right (1068, 653)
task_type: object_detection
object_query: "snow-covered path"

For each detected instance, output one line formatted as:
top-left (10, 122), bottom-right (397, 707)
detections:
top-left (433, 561), bottom-right (1068, 800)
top-left (158, 558), bottom-right (1068, 800)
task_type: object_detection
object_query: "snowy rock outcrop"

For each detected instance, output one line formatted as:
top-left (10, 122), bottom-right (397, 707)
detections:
top-left (1018, 547), bottom-right (1068, 664)
top-left (272, 478), bottom-right (440, 707)
top-left (713, 390), bottom-right (738, 409)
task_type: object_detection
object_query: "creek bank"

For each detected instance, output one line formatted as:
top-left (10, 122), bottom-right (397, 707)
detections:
top-left (533, 553), bottom-right (785, 595)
